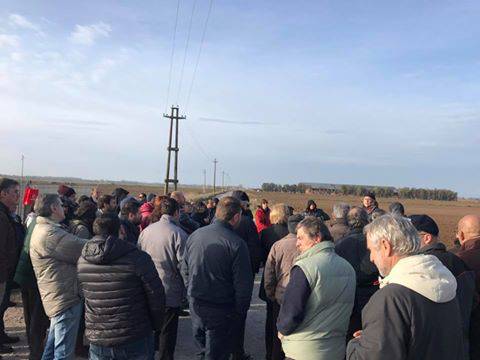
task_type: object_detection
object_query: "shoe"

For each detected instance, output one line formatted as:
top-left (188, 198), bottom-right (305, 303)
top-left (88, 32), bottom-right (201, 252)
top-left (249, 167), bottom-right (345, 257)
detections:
top-left (0, 334), bottom-right (19, 344)
top-left (0, 345), bottom-right (12, 354)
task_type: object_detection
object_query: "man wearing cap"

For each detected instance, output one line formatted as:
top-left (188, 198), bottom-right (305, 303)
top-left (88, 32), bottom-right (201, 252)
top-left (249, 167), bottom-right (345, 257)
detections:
top-left (411, 214), bottom-right (468, 277)
top-left (362, 193), bottom-right (378, 219)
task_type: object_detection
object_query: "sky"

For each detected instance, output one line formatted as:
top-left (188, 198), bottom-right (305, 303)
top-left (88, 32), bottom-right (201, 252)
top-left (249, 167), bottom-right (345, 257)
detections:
top-left (1, 1), bottom-right (480, 196)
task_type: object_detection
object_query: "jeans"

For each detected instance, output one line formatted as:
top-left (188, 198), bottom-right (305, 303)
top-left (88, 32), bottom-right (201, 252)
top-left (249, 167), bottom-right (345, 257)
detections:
top-left (156, 307), bottom-right (180, 360)
top-left (41, 302), bottom-right (82, 360)
top-left (89, 334), bottom-right (154, 360)
top-left (190, 299), bottom-right (235, 360)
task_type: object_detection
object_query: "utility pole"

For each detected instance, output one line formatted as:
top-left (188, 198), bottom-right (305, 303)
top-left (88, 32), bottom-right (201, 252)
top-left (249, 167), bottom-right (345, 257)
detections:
top-left (203, 169), bottom-right (206, 193)
top-left (19, 154), bottom-right (24, 217)
top-left (213, 158), bottom-right (218, 195)
top-left (163, 106), bottom-right (186, 195)
top-left (222, 171), bottom-right (225, 191)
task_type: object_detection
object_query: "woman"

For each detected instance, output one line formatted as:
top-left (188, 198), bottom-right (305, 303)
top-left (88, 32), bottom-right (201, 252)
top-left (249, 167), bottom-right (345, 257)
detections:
top-left (255, 199), bottom-right (272, 233)
top-left (69, 201), bottom-right (97, 239)
top-left (304, 200), bottom-right (330, 221)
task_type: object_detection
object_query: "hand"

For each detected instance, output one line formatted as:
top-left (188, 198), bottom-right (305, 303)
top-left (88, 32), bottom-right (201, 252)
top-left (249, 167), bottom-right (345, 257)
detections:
top-left (353, 330), bottom-right (363, 338)
top-left (277, 332), bottom-right (284, 340)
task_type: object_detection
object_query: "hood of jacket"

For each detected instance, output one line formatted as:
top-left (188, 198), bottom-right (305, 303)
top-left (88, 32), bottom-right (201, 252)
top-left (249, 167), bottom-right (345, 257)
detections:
top-left (380, 254), bottom-right (457, 303)
top-left (140, 202), bottom-right (154, 216)
top-left (82, 235), bottom-right (136, 265)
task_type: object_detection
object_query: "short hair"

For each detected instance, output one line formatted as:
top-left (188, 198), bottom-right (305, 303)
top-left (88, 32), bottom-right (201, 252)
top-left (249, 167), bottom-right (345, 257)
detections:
top-left (77, 195), bottom-right (91, 204)
top-left (216, 196), bottom-right (242, 222)
top-left (270, 203), bottom-right (289, 225)
top-left (34, 194), bottom-right (61, 217)
top-left (389, 202), bottom-right (405, 216)
top-left (93, 214), bottom-right (121, 237)
top-left (261, 199), bottom-right (268, 205)
top-left (120, 200), bottom-right (140, 217)
top-left (0, 178), bottom-right (19, 193)
top-left (160, 197), bottom-right (179, 216)
top-left (371, 208), bottom-right (387, 221)
top-left (347, 206), bottom-right (369, 229)
top-left (333, 203), bottom-right (350, 219)
top-left (364, 214), bottom-right (420, 256)
top-left (98, 194), bottom-right (113, 209)
top-left (296, 217), bottom-right (333, 242)
top-left (170, 191), bottom-right (185, 205)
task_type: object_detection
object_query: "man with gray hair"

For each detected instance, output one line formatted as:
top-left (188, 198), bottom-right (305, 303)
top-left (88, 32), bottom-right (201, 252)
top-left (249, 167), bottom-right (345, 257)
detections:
top-left (30, 194), bottom-right (88, 360)
top-left (329, 203), bottom-right (350, 241)
top-left (347, 214), bottom-right (464, 360)
top-left (277, 217), bottom-right (355, 360)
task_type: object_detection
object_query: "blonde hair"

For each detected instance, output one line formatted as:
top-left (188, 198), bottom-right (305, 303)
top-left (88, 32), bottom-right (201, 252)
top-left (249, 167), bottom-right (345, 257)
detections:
top-left (270, 203), bottom-right (289, 225)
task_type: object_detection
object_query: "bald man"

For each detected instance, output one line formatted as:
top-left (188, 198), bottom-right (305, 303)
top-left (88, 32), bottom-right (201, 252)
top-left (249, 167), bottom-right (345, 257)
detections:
top-left (456, 215), bottom-right (480, 360)
top-left (170, 191), bottom-right (200, 235)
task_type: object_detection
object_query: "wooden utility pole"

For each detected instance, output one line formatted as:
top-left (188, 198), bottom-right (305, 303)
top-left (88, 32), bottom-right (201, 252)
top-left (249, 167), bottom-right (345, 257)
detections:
top-left (19, 154), bottom-right (24, 217)
top-left (164, 106), bottom-right (185, 194)
top-left (213, 158), bottom-right (218, 194)
top-left (222, 171), bottom-right (225, 191)
top-left (203, 169), bottom-right (206, 193)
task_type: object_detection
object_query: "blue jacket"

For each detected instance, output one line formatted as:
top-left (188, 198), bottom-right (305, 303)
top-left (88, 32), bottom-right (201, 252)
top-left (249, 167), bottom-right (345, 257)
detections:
top-left (183, 219), bottom-right (253, 314)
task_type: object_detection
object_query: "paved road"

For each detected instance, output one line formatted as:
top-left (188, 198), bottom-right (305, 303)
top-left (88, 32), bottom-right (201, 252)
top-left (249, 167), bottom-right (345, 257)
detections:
top-left (4, 275), bottom-right (267, 360)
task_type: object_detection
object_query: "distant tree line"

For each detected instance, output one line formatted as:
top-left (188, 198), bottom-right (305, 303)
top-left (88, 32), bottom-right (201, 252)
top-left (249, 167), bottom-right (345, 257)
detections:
top-left (261, 183), bottom-right (458, 201)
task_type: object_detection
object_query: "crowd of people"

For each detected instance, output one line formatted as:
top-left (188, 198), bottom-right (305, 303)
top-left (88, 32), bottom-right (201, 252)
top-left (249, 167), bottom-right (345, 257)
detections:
top-left (1, 178), bottom-right (480, 360)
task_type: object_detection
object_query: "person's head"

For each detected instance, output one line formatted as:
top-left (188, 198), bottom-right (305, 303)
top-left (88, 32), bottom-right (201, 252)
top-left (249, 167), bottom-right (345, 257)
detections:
top-left (231, 191), bottom-right (250, 210)
top-left (347, 206), bottom-right (369, 230)
top-left (93, 213), bottom-right (121, 238)
top-left (287, 213), bottom-right (305, 234)
top-left (332, 203), bottom-right (350, 220)
top-left (269, 203), bottom-right (289, 225)
top-left (409, 214), bottom-right (440, 247)
top-left (112, 188), bottom-right (129, 203)
top-left (194, 200), bottom-right (207, 214)
top-left (58, 185), bottom-right (76, 201)
top-left (0, 178), bottom-right (20, 211)
top-left (457, 215), bottom-right (480, 244)
top-left (364, 214), bottom-right (420, 277)
top-left (371, 208), bottom-right (387, 221)
top-left (120, 200), bottom-right (141, 225)
top-left (74, 200), bottom-right (98, 226)
top-left (260, 199), bottom-right (269, 210)
top-left (77, 195), bottom-right (91, 204)
top-left (91, 186), bottom-right (101, 200)
top-left (98, 194), bottom-right (116, 213)
top-left (159, 197), bottom-right (180, 219)
top-left (295, 217), bottom-right (333, 253)
top-left (147, 193), bottom-right (156, 204)
top-left (306, 200), bottom-right (317, 211)
top-left (363, 192), bottom-right (376, 208)
top-left (206, 199), bottom-right (214, 209)
top-left (138, 193), bottom-right (147, 203)
top-left (389, 202), bottom-right (405, 216)
top-left (34, 194), bottom-right (65, 222)
top-left (170, 191), bottom-right (186, 207)
top-left (215, 196), bottom-right (242, 227)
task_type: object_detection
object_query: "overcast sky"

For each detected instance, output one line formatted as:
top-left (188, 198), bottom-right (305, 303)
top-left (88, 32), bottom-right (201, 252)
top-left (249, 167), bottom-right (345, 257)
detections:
top-left (1, 1), bottom-right (480, 196)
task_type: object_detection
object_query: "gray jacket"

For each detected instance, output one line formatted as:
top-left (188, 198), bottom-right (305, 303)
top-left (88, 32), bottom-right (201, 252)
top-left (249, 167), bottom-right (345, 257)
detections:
top-left (138, 215), bottom-right (188, 307)
top-left (30, 216), bottom-right (87, 318)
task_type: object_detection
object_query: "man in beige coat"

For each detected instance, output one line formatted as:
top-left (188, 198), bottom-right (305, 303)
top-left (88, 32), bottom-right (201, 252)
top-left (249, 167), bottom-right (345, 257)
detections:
top-left (30, 194), bottom-right (87, 360)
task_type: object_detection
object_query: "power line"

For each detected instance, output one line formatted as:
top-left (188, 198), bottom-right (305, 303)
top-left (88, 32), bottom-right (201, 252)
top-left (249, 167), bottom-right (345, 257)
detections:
top-left (185, 0), bottom-right (214, 113)
top-left (165, 0), bottom-right (181, 113)
top-left (176, 0), bottom-right (198, 105)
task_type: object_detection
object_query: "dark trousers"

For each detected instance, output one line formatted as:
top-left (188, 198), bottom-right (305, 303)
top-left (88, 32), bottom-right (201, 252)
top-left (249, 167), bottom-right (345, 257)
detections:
top-left (190, 300), bottom-right (234, 360)
top-left (21, 286), bottom-right (50, 360)
top-left (0, 280), bottom-right (15, 336)
top-left (89, 333), bottom-right (154, 360)
top-left (231, 312), bottom-right (247, 360)
top-left (265, 300), bottom-right (274, 359)
top-left (156, 307), bottom-right (179, 360)
top-left (270, 302), bottom-right (284, 360)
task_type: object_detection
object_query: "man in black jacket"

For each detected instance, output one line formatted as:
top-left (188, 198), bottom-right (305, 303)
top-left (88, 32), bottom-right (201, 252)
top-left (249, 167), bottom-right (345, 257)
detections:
top-left (77, 214), bottom-right (165, 360)
top-left (335, 206), bottom-right (379, 340)
top-left (410, 214), bottom-right (469, 276)
top-left (347, 214), bottom-right (464, 360)
top-left (119, 200), bottom-right (141, 244)
top-left (183, 196), bottom-right (253, 360)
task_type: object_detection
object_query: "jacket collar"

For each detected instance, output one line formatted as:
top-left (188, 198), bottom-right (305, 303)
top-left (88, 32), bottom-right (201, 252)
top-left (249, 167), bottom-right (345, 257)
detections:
top-left (213, 218), bottom-right (234, 231)
top-left (36, 216), bottom-right (62, 227)
top-left (461, 236), bottom-right (480, 251)
top-left (0, 201), bottom-right (11, 216)
top-left (160, 214), bottom-right (178, 225)
top-left (419, 242), bottom-right (446, 254)
top-left (296, 241), bottom-right (334, 261)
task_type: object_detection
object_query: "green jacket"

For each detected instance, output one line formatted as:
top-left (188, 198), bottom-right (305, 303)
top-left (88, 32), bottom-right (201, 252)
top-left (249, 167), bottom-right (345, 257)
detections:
top-left (282, 241), bottom-right (356, 360)
top-left (14, 217), bottom-right (37, 288)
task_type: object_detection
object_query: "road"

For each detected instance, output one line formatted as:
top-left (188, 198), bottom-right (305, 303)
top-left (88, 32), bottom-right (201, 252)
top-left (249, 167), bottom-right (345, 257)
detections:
top-left (4, 275), bottom-right (267, 359)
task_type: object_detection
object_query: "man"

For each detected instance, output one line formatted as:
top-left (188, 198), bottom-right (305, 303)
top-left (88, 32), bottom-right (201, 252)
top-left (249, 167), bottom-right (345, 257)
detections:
top-left (183, 196), bottom-right (253, 360)
top-left (138, 192), bottom-right (147, 204)
top-left (78, 214), bottom-right (165, 360)
top-left (138, 197), bottom-right (188, 359)
top-left (119, 200), bottom-right (141, 244)
top-left (361, 192), bottom-right (377, 217)
top-left (264, 214), bottom-right (303, 360)
top-left (347, 214), bottom-right (464, 360)
top-left (335, 207), bottom-right (379, 340)
top-left (97, 194), bottom-right (117, 215)
top-left (206, 198), bottom-right (218, 223)
top-left (388, 202), bottom-right (405, 216)
top-left (277, 217), bottom-right (355, 360)
top-left (456, 215), bottom-right (480, 359)
top-left (89, 186), bottom-right (101, 205)
top-left (30, 194), bottom-right (88, 360)
top-left (328, 203), bottom-right (350, 241)
top-left (411, 214), bottom-right (468, 276)
top-left (255, 199), bottom-right (271, 233)
top-left (170, 191), bottom-right (200, 235)
top-left (0, 178), bottom-right (21, 355)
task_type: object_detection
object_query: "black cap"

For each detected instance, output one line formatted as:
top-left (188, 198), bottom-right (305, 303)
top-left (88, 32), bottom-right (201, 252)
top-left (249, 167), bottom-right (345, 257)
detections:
top-left (231, 190), bottom-right (250, 203)
top-left (364, 192), bottom-right (376, 201)
top-left (409, 214), bottom-right (439, 236)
